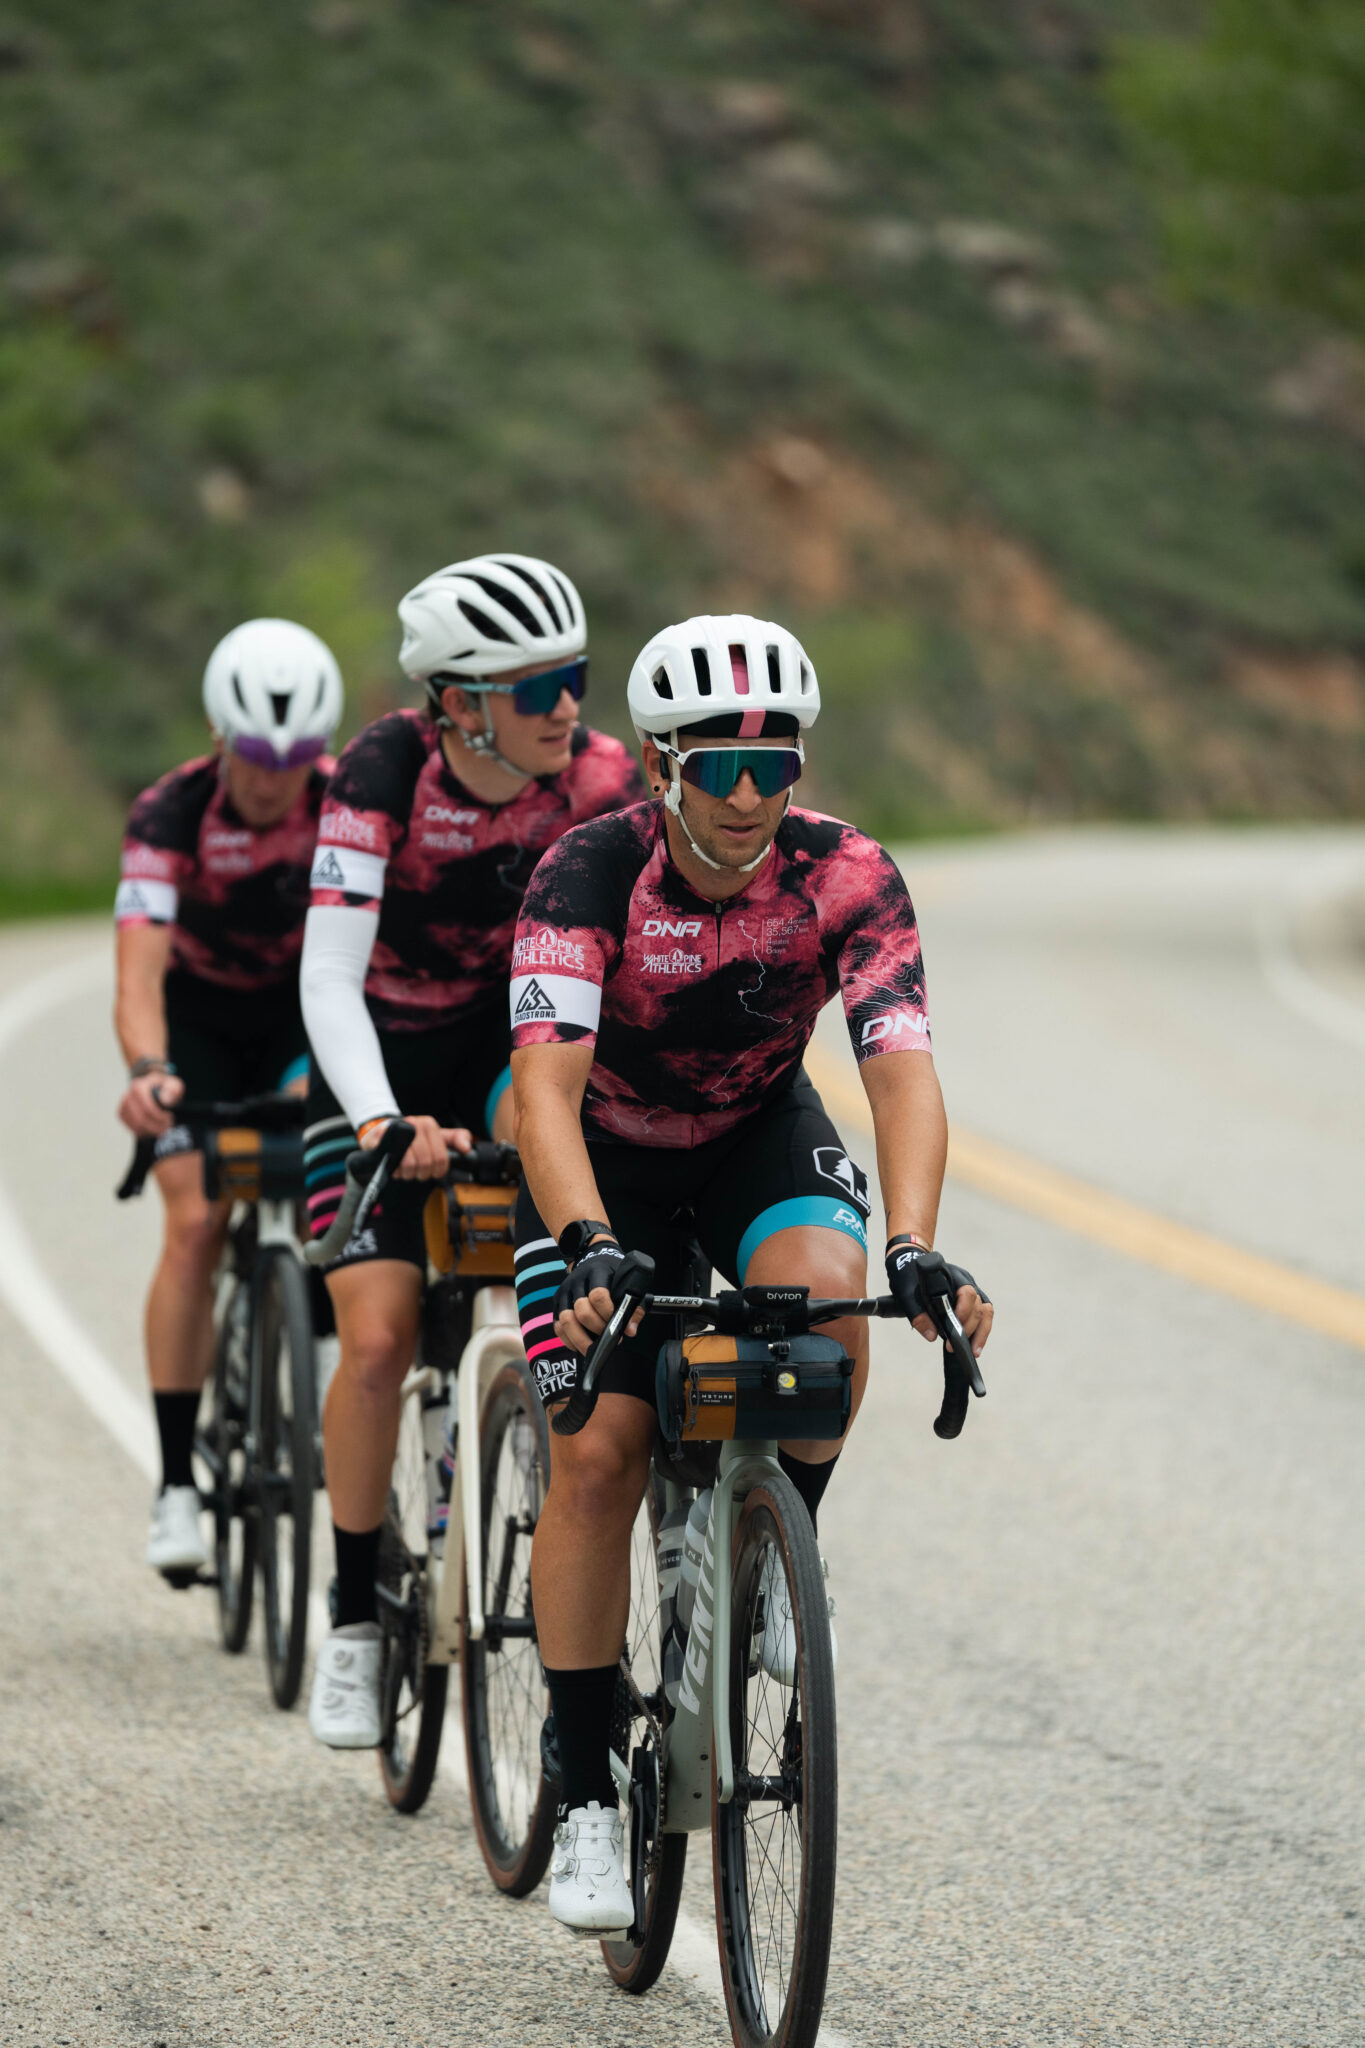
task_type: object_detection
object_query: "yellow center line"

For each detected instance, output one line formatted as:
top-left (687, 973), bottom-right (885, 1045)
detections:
top-left (802, 1042), bottom-right (1365, 1355)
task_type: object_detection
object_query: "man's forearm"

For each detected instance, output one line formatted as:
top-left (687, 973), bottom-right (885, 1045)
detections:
top-left (862, 1050), bottom-right (949, 1246)
top-left (516, 1088), bottom-right (613, 1248)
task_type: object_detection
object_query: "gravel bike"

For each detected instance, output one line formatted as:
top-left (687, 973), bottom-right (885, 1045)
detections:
top-left (552, 1255), bottom-right (986, 2048)
top-left (119, 1090), bottom-right (321, 1708)
top-left (306, 1123), bottom-right (556, 1890)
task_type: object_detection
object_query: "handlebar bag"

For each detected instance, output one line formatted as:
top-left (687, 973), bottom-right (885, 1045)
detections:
top-left (202, 1128), bottom-right (306, 1204)
top-left (656, 1334), bottom-right (852, 1445)
top-left (423, 1182), bottom-right (517, 1279)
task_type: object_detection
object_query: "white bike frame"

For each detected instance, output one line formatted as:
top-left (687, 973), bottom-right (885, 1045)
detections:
top-left (401, 1282), bottom-right (529, 1666)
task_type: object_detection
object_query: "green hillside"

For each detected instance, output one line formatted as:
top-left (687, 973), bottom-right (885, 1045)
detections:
top-left (4, 0), bottom-right (1365, 905)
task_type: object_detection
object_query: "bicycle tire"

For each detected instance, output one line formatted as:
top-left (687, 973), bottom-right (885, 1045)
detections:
top-left (461, 1359), bottom-right (556, 1896)
top-left (603, 1473), bottom-right (687, 1993)
top-left (713, 1473), bottom-right (837, 2048)
top-left (377, 1381), bottom-right (446, 1813)
top-left (255, 1249), bottom-right (317, 1711)
top-left (206, 1279), bottom-right (256, 1654)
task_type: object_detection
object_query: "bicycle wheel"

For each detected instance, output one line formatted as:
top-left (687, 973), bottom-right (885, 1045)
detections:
top-left (461, 1359), bottom-right (556, 1896)
top-left (377, 1376), bottom-right (447, 1813)
top-left (602, 1472), bottom-right (688, 1994)
top-left (713, 1473), bottom-right (837, 2048)
top-left (203, 1279), bottom-right (256, 1653)
top-left (255, 1248), bottom-right (317, 1710)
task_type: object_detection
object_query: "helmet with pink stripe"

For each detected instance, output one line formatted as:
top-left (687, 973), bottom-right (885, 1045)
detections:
top-left (627, 614), bottom-right (820, 741)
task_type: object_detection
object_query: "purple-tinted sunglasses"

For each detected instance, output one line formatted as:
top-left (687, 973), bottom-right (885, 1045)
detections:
top-left (231, 733), bottom-right (330, 770)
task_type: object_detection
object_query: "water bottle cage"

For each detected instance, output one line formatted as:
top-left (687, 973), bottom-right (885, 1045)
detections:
top-left (656, 1333), bottom-right (853, 1445)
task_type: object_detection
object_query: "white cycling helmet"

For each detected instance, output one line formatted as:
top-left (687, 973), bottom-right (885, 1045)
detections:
top-left (629, 615), bottom-right (820, 873)
top-left (627, 614), bottom-right (819, 738)
top-left (398, 552), bottom-right (587, 777)
top-left (203, 618), bottom-right (343, 766)
top-left (398, 553), bottom-right (586, 686)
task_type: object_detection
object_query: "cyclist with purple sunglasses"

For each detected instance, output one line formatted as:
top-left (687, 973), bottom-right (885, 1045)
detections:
top-left (298, 553), bottom-right (644, 1750)
top-left (114, 618), bottom-right (343, 1580)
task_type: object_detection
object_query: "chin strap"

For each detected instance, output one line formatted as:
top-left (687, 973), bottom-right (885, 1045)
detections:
top-left (663, 748), bottom-right (776, 875)
top-left (428, 679), bottom-right (530, 784)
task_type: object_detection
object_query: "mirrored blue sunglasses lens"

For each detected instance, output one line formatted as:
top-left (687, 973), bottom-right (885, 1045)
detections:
top-left (511, 657), bottom-right (588, 716)
top-left (680, 748), bottom-right (803, 798)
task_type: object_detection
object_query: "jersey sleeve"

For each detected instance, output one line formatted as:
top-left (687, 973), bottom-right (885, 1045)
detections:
top-left (827, 836), bottom-right (931, 1062)
top-left (567, 728), bottom-right (647, 823)
top-left (309, 715), bottom-right (421, 912)
top-left (114, 762), bottom-right (210, 928)
top-left (508, 826), bottom-right (625, 1050)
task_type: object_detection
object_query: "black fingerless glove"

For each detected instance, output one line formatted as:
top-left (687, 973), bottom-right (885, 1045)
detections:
top-left (885, 1241), bottom-right (988, 1326)
top-left (554, 1237), bottom-right (626, 1321)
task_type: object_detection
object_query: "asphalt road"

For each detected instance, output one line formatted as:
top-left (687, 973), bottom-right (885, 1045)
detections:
top-left (1, 827), bottom-right (1362, 2048)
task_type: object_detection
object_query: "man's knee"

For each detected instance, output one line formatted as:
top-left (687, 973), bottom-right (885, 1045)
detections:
top-left (548, 1407), bottom-right (651, 1529)
top-left (339, 1319), bottom-right (412, 1402)
top-left (162, 1201), bottom-right (226, 1275)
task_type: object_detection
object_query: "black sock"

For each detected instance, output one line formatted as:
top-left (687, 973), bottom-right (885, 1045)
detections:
top-left (543, 1664), bottom-right (620, 1814)
top-left (333, 1522), bottom-right (382, 1628)
top-left (778, 1448), bottom-right (840, 1537)
top-left (154, 1391), bottom-right (200, 1491)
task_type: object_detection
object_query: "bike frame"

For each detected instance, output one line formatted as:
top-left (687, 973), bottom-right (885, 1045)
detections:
top-left (407, 1282), bottom-right (529, 1665)
top-left (611, 1439), bottom-right (783, 1827)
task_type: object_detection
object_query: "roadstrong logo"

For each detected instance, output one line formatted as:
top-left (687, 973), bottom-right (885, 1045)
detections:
top-left (312, 848), bottom-right (346, 889)
top-left (514, 978), bottom-right (557, 1022)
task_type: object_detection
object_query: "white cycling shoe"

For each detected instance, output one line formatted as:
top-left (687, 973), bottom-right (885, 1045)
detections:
top-left (759, 1550), bottom-right (837, 1685)
top-left (548, 1802), bottom-right (633, 1935)
top-left (146, 1486), bottom-right (210, 1575)
top-left (308, 1624), bottom-right (383, 1748)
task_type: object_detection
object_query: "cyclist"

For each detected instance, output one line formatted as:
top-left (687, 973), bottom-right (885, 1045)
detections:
top-left (508, 613), bottom-right (993, 1932)
top-left (115, 619), bottom-right (343, 1579)
top-left (300, 552), bottom-right (644, 1749)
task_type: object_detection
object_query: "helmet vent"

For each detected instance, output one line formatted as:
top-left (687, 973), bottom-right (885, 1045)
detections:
top-left (692, 648), bottom-right (712, 695)
top-left (470, 574), bottom-right (538, 637)
top-left (458, 599), bottom-right (512, 643)
top-left (766, 646), bottom-right (781, 693)
top-left (496, 559), bottom-right (560, 632)
top-left (269, 692), bottom-right (292, 726)
top-left (231, 671), bottom-right (250, 715)
top-left (311, 673), bottom-right (329, 715)
top-left (652, 665), bottom-right (673, 700)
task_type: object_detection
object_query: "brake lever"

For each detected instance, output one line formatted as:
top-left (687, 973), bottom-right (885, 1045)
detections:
top-left (928, 1286), bottom-right (985, 1441)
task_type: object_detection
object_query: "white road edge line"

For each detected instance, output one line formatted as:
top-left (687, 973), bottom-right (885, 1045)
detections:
top-left (0, 949), bottom-right (156, 1478)
top-left (0, 943), bottom-right (852, 2048)
top-left (1258, 897), bottom-right (1365, 1053)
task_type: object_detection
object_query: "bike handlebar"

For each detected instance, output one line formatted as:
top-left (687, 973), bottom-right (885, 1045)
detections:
top-left (116, 1089), bottom-right (308, 1201)
top-left (551, 1263), bottom-right (987, 1439)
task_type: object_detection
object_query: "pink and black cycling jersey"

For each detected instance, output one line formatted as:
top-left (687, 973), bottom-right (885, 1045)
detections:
top-left (509, 800), bottom-right (930, 1147)
top-left (306, 709), bottom-right (644, 1032)
top-left (115, 756), bottom-right (330, 992)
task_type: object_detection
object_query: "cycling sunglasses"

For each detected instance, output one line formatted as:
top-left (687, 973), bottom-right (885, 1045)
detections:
top-left (449, 655), bottom-right (588, 718)
top-left (231, 733), bottom-right (330, 770)
top-left (657, 739), bottom-right (805, 799)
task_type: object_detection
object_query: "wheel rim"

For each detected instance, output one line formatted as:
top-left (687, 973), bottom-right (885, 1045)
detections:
top-left (602, 1480), bottom-right (671, 1970)
top-left (211, 1373), bottom-right (251, 1624)
top-left (260, 1292), bottom-right (296, 1659)
top-left (472, 1396), bottom-right (544, 1856)
top-left (379, 1396), bottom-right (432, 1785)
top-left (721, 1526), bottom-right (806, 2040)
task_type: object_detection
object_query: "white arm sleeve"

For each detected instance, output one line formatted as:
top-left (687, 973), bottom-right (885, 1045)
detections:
top-left (300, 904), bottom-right (401, 1129)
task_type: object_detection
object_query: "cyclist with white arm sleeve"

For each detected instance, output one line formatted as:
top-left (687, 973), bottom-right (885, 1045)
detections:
top-left (114, 620), bottom-right (342, 1578)
top-left (299, 553), bottom-right (643, 1749)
